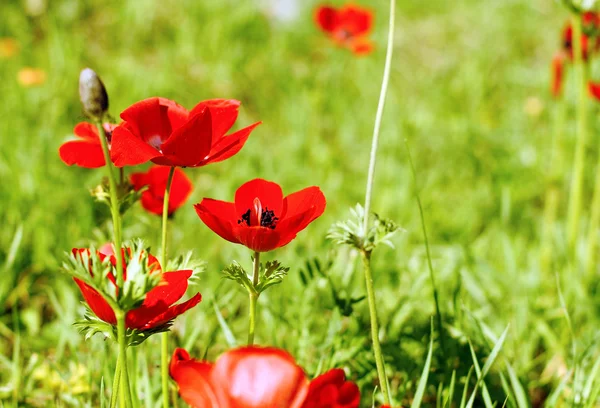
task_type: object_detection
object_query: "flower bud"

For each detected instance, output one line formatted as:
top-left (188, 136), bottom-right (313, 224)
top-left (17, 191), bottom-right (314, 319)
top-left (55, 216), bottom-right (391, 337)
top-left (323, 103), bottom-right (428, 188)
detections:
top-left (79, 68), bottom-right (108, 120)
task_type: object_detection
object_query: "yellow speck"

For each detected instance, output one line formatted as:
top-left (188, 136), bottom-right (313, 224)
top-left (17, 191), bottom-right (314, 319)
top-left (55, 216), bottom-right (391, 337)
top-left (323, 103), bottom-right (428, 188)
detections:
top-left (17, 67), bottom-right (47, 87)
top-left (524, 96), bottom-right (544, 117)
top-left (0, 38), bottom-right (19, 58)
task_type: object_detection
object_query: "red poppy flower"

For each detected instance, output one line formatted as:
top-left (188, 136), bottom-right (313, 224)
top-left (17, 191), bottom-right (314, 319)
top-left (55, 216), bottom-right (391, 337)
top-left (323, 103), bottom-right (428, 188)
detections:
top-left (130, 166), bottom-right (193, 216)
top-left (589, 81), bottom-right (600, 100)
top-left (301, 369), bottom-right (360, 408)
top-left (170, 347), bottom-right (361, 408)
top-left (73, 245), bottom-right (201, 330)
top-left (110, 97), bottom-right (260, 168)
top-left (194, 178), bottom-right (326, 253)
top-left (59, 122), bottom-right (117, 168)
top-left (170, 347), bottom-right (309, 408)
top-left (315, 4), bottom-right (374, 55)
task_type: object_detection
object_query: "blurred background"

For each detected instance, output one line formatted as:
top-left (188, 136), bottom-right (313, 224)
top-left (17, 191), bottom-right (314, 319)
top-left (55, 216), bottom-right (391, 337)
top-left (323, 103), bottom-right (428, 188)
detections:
top-left (2, 0), bottom-right (597, 406)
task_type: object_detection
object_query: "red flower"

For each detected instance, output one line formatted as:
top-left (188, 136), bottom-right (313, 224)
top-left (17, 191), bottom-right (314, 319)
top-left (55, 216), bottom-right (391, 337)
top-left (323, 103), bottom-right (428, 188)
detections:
top-left (130, 166), bottom-right (193, 216)
top-left (170, 347), bottom-right (361, 408)
top-left (194, 178), bottom-right (326, 253)
top-left (315, 4), bottom-right (374, 55)
top-left (561, 12), bottom-right (600, 61)
top-left (589, 82), bottom-right (600, 100)
top-left (551, 52), bottom-right (566, 98)
top-left (301, 369), bottom-right (360, 408)
top-left (59, 122), bottom-right (117, 168)
top-left (110, 97), bottom-right (260, 168)
top-left (73, 245), bottom-right (201, 330)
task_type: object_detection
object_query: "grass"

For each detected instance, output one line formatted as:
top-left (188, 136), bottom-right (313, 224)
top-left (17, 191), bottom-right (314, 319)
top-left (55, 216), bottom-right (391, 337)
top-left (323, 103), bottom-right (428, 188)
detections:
top-left (1, 0), bottom-right (600, 406)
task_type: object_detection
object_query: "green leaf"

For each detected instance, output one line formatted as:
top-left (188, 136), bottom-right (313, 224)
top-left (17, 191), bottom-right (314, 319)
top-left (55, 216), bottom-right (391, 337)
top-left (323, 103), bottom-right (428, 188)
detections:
top-left (411, 321), bottom-right (434, 408)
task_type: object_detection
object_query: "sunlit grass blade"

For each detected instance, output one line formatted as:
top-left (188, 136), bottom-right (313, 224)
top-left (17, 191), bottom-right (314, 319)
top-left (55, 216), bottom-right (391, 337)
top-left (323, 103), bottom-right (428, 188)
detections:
top-left (505, 360), bottom-right (529, 408)
top-left (212, 298), bottom-right (238, 348)
top-left (443, 370), bottom-right (456, 408)
top-left (411, 320), bottom-right (434, 408)
top-left (459, 367), bottom-right (474, 408)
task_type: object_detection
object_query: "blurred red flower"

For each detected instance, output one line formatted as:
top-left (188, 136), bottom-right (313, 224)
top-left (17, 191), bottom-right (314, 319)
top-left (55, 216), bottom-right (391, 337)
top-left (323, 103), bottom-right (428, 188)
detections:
top-left (59, 122), bottom-right (117, 168)
top-left (73, 245), bottom-right (201, 330)
top-left (301, 368), bottom-right (360, 408)
top-left (315, 4), bottom-right (374, 55)
top-left (110, 97), bottom-right (260, 168)
top-left (130, 166), bottom-right (193, 216)
top-left (170, 347), bottom-right (360, 408)
top-left (194, 178), bottom-right (326, 252)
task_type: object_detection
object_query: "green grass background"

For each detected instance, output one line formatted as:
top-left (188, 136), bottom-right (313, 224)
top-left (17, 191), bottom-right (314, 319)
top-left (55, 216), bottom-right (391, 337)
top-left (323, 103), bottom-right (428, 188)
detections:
top-left (1, 0), bottom-right (599, 406)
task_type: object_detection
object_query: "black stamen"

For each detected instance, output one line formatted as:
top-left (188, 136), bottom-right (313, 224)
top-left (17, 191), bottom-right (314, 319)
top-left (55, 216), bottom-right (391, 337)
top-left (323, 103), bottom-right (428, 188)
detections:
top-left (238, 207), bottom-right (279, 229)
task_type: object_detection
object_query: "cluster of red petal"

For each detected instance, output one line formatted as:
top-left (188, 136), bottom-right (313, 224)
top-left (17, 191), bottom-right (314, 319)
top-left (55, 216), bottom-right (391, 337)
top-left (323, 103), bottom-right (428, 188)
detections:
top-left (59, 122), bottom-right (117, 168)
top-left (170, 347), bottom-right (359, 408)
top-left (315, 4), bottom-right (374, 55)
top-left (130, 166), bottom-right (193, 216)
top-left (194, 178), bottom-right (326, 252)
top-left (110, 97), bottom-right (260, 168)
top-left (73, 245), bottom-right (201, 330)
top-left (552, 12), bottom-right (600, 98)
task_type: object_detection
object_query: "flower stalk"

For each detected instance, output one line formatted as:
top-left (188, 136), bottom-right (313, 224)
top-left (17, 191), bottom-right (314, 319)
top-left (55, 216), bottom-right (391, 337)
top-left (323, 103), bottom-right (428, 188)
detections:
top-left (566, 13), bottom-right (589, 252)
top-left (248, 252), bottom-right (260, 345)
top-left (160, 166), bottom-right (176, 408)
top-left (359, 0), bottom-right (395, 404)
top-left (95, 120), bottom-right (134, 407)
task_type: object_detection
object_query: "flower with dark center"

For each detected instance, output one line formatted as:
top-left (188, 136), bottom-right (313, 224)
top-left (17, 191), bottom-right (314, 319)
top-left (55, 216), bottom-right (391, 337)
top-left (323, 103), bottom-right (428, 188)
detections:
top-left (194, 178), bottom-right (326, 252)
top-left (314, 4), bottom-right (374, 55)
top-left (110, 97), bottom-right (260, 168)
top-left (59, 122), bottom-right (118, 168)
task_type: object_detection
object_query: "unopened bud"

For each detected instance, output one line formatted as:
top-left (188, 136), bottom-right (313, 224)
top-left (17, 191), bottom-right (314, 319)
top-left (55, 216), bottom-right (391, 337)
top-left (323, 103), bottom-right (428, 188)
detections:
top-left (79, 68), bottom-right (108, 120)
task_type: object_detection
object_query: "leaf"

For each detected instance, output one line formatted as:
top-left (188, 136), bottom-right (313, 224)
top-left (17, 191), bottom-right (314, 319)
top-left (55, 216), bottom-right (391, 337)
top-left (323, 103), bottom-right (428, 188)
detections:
top-left (411, 320), bottom-right (434, 408)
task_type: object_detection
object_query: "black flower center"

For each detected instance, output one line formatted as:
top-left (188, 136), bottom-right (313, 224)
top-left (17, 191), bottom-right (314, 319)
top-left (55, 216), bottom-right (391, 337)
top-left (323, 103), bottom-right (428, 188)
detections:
top-left (237, 198), bottom-right (279, 229)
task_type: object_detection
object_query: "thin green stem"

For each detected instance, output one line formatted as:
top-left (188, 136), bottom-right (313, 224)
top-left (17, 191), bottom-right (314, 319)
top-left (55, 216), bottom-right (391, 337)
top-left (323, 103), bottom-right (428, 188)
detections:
top-left (362, 0), bottom-right (396, 235)
top-left (160, 166), bottom-right (176, 408)
top-left (404, 138), bottom-right (446, 357)
top-left (117, 312), bottom-right (133, 408)
top-left (360, 250), bottom-right (391, 405)
top-left (109, 354), bottom-right (121, 408)
top-left (541, 100), bottom-right (566, 270)
top-left (566, 13), bottom-right (588, 252)
top-left (248, 252), bottom-right (260, 345)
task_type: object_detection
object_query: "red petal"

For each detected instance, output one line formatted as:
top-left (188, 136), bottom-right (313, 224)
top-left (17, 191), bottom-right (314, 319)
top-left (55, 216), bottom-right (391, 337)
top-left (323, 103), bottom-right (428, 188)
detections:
top-left (142, 292), bottom-right (202, 329)
top-left (552, 52), bottom-right (565, 98)
top-left (234, 179), bottom-right (284, 223)
top-left (303, 369), bottom-right (360, 408)
top-left (282, 186), bottom-right (326, 220)
top-left (110, 125), bottom-right (162, 167)
top-left (131, 167), bottom-right (193, 216)
top-left (59, 139), bottom-right (106, 168)
top-left (190, 99), bottom-right (241, 138)
top-left (194, 199), bottom-right (239, 244)
top-left (168, 168), bottom-right (193, 214)
top-left (589, 82), bottom-right (600, 101)
top-left (170, 348), bottom-right (221, 407)
top-left (73, 122), bottom-right (100, 140)
top-left (315, 6), bottom-right (338, 33)
top-left (120, 97), bottom-right (189, 146)
top-left (130, 171), bottom-right (150, 191)
top-left (211, 347), bottom-right (309, 408)
top-left (350, 37), bottom-right (375, 56)
top-left (74, 278), bottom-right (117, 325)
top-left (161, 107), bottom-right (213, 167)
top-left (338, 5), bottom-right (373, 37)
top-left (200, 122), bottom-right (261, 166)
top-left (235, 226), bottom-right (281, 252)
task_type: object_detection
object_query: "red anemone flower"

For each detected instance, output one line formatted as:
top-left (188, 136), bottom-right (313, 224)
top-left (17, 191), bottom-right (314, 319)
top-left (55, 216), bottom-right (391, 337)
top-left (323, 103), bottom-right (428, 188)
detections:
top-left (110, 97), bottom-right (260, 168)
top-left (194, 179), bottom-right (326, 253)
top-left (73, 245), bottom-right (201, 330)
top-left (589, 82), bottom-right (600, 100)
top-left (301, 369), bottom-right (360, 408)
top-left (170, 347), bottom-right (360, 408)
top-left (561, 12), bottom-right (600, 60)
top-left (59, 122), bottom-right (117, 168)
top-left (315, 4), bottom-right (374, 55)
top-left (551, 52), bottom-right (566, 98)
top-left (130, 166), bottom-right (193, 216)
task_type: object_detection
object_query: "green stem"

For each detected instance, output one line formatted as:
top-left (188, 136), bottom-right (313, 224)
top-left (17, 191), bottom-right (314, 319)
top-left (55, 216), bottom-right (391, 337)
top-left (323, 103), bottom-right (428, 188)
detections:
top-left (248, 252), bottom-right (260, 345)
top-left (109, 354), bottom-right (121, 408)
top-left (362, 0), bottom-right (396, 235)
top-left (96, 121), bottom-right (130, 406)
top-left (360, 250), bottom-right (391, 405)
top-left (117, 312), bottom-right (133, 408)
top-left (404, 139), bottom-right (446, 358)
top-left (541, 100), bottom-right (566, 270)
top-left (566, 13), bottom-right (588, 252)
top-left (160, 166), bottom-right (176, 408)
